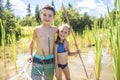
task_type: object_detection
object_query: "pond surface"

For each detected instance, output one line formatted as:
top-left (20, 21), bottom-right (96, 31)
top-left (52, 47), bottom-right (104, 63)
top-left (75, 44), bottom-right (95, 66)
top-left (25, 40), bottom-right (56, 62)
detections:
top-left (0, 48), bottom-right (114, 80)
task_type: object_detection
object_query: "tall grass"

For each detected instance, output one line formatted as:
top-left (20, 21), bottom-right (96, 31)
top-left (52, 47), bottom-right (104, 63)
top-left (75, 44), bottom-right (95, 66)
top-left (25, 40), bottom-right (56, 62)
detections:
top-left (12, 31), bottom-right (18, 73)
top-left (108, 0), bottom-right (120, 79)
top-left (0, 19), bottom-right (6, 67)
top-left (109, 20), bottom-right (120, 80)
top-left (92, 21), bottom-right (103, 80)
top-left (113, 22), bottom-right (120, 80)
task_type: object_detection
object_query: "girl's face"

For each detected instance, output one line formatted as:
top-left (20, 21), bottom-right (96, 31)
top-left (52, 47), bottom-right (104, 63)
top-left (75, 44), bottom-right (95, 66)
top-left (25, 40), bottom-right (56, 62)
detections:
top-left (40, 9), bottom-right (54, 25)
top-left (59, 26), bottom-right (69, 41)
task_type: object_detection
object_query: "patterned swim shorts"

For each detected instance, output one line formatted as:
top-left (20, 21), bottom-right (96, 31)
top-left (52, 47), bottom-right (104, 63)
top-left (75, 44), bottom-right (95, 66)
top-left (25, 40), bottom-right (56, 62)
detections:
top-left (31, 53), bottom-right (55, 80)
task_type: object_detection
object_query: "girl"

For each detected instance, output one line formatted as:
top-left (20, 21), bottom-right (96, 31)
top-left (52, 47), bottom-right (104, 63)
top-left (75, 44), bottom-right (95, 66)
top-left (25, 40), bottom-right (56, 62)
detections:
top-left (54, 24), bottom-right (79, 80)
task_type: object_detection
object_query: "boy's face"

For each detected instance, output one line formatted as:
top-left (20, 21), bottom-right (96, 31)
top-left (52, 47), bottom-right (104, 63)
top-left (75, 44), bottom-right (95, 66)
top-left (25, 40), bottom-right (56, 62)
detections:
top-left (40, 9), bottom-right (54, 25)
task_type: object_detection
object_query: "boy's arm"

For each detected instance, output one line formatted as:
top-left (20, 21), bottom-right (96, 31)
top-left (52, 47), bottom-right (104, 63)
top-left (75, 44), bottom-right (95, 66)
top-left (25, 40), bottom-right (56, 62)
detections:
top-left (30, 40), bottom-right (34, 56)
top-left (30, 29), bottom-right (37, 56)
top-left (54, 44), bottom-right (58, 68)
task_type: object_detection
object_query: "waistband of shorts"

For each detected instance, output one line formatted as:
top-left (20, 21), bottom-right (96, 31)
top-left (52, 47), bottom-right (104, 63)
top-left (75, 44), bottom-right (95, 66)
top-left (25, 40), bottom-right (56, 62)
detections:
top-left (34, 53), bottom-right (54, 60)
top-left (33, 56), bottom-right (54, 64)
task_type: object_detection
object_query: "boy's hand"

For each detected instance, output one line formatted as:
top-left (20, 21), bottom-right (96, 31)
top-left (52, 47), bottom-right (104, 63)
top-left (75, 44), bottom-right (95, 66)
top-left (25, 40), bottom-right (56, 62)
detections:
top-left (55, 61), bottom-right (58, 69)
top-left (27, 55), bottom-right (33, 62)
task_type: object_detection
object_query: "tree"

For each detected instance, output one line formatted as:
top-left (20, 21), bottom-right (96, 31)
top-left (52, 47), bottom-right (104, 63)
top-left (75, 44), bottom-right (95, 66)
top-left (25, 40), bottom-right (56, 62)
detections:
top-left (27, 3), bottom-right (31, 17)
top-left (5, 0), bottom-right (12, 12)
top-left (51, 0), bottom-right (55, 8)
top-left (35, 5), bottom-right (40, 24)
top-left (54, 6), bottom-right (82, 32)
top-left (68, 3), bottom-right (72, 8)
top-left (0, 9), bottom-right (22, 44)
top-left (51, 0), bottom-right (56, 14)
top-left (54, 7), bottom-right (66, 26)
top-left (0, 0), bottom-right (4, 17)
top-left (80, 12), bottom-right (93, 30)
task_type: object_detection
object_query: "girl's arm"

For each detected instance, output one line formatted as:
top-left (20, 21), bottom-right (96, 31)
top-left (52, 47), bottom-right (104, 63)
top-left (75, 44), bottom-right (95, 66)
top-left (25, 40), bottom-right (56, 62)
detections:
top-left (68, 50), bottom-right (79, 56)
top-left (67, 42), bottom-right (80, 56)
top-left (54, 44), bottom-right (58, 68)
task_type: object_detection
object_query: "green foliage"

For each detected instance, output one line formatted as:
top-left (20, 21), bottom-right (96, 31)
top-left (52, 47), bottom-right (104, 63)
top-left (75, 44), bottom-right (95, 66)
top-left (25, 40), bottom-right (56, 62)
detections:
top-left (114, 0), bottom-right (120, 11)
top-left (108, 0), bottom-right (120, 79)
top-left (19, 16), bottom-right (38, 26)
top-left (80, 13), bottom-right (93, 31)
top-left (54, 8), bottom-right (65, 26)
top-left (102, 15), bottom-right (109, 28)
top-left (0, 9), bottom-right (22, 44)
top-left (54, 6), bottom-right (93, 33)
top-left (19, 16), bottom-right (32, 26)
top-left (0, 19), bottom-right (6, 67)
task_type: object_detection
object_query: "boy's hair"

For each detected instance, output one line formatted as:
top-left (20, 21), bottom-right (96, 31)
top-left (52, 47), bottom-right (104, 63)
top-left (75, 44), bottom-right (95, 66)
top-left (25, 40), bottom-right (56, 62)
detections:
top-left (40, 4), bottom-right (55, 15)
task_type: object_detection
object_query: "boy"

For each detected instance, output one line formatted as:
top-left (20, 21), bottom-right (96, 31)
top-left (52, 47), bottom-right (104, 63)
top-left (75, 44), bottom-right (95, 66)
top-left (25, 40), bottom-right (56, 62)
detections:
top-left (28, 5), bottom-right (57, 80)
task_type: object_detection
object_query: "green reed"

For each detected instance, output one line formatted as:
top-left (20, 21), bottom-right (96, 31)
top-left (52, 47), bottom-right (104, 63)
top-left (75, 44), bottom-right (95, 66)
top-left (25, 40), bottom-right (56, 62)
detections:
top-left (12, 31), bottom-right (18, 73)
top-left (113, 22), bottom-right (120, 80)
top-left (108, 0), bottom-right (120, 79)
top-left (84, 28), bottom-right (94, 47)
top-left (92, 21), bottom-right (103, 80)
top-left (0, 19), bottom-right (6, 67)
top-left (109, 17), bottom-right (120, 80)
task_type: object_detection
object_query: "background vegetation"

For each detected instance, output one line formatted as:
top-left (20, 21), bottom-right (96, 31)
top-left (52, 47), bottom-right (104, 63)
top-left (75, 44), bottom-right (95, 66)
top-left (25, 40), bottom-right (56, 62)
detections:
top-left (0, 0), bottom-right (120, 80)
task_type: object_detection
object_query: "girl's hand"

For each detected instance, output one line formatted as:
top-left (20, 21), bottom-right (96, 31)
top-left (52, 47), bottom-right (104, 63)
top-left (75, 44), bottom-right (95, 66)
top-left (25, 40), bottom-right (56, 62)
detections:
top-left (76, 49), bottom-right (80, 54)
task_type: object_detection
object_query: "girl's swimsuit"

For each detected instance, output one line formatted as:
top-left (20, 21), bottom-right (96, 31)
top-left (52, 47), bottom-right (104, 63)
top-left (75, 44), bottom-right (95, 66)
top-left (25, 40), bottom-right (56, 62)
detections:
top-left (57, 42), bottom-right (68, 69)
top-left (57, 42), bottom-right (65, 53)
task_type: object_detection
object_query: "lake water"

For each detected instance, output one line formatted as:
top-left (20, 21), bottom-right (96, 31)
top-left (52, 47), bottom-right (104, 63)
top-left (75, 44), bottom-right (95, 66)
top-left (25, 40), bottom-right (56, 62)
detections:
top-left (0, 48), bottom-right (114, 80)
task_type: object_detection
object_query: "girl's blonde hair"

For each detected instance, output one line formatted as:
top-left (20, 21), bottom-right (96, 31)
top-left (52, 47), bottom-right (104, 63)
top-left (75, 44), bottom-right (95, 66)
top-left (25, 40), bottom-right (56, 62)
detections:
top-left (55, 24), bottom-right (70, 44)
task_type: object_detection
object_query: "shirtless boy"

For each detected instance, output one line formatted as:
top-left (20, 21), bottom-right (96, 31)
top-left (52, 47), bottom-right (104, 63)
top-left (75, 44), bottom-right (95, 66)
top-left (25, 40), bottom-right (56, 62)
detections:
top-left (28, 5), bottom-right (57, 80)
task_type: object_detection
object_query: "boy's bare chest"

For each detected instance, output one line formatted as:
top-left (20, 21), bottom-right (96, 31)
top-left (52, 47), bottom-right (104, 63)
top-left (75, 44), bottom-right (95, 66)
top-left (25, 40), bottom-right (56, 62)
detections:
top-left (37, 28), bottom-right (55, 39)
